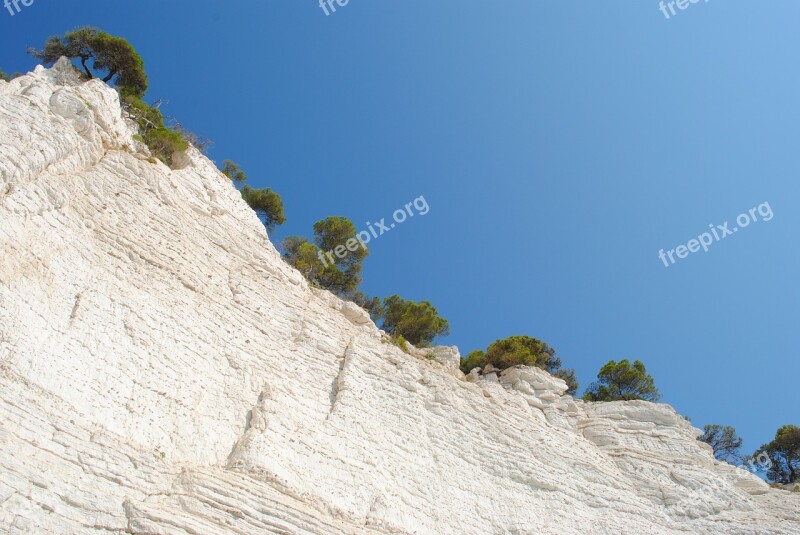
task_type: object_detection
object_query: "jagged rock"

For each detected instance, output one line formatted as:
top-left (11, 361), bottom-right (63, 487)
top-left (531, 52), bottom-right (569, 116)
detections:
top-left (1, 65), bottom-right (799, 534)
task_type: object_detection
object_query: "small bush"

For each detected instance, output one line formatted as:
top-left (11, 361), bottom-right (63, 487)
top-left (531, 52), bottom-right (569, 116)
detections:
top-left (221, 160), bottom-right (248, 184)
top-left (392, 335), bottom-right (409, 353)
top-left (173, 125), bottom-right (212, 154)
top-left (143, 127), bottom-right (188, 165)
top-left (122, 95), bottom-right (188, 165)
top-left (0, 69), bottom-right (23, 82)
top-left (460, 350), bottom-right (486, 374)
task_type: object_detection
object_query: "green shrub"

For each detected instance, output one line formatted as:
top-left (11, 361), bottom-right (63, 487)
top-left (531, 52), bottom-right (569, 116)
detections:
top-left (221, 160), bottom-right (248, 184)
top-left (0, 69), bottom-right (22, 82)
top-left (460, 336), bottom-right (579, 395)
top-left (392, 335), bottom-right (409, 353)
top-left (122, 95), bottom-right (188, 165)
top-left (143, 127), bottom-right (188, 166)
top-left (460, 350), bottom-right (486, 374)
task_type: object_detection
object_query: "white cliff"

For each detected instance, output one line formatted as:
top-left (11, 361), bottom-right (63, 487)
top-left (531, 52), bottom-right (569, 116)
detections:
top-left (0, 61), bottom-right (798, 534)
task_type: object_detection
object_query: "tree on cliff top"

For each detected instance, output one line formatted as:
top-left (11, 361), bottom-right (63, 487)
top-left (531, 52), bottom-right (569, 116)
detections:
top-left (379, 295), bottom-right (450, 347)
top-left (699, 424), bottom-right (744, 464)
top-left (240, 185), bottom-right (286, 232)
top-left (221, 160), bottom-right (248, 184)
top-left (756, 425), bottom-right (800, 484)
top-left (459, 335), bottom-right (578, 395)
top-left (29, 27), bottom-right (148, 97)
top-left (582, 359), bottom-right (660, 402)
top-left (313, 216), bottom-right (368, 296)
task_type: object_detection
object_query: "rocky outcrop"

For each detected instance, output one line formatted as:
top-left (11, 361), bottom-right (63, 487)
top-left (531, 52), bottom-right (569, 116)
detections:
top-left (1, 62), bottom-right (798, 534)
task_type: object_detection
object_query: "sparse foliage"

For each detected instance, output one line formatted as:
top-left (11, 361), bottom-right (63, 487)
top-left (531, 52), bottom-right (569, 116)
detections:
top-left (392, 334), bottom-right (409, 352)
top-left (351, 292), bottom-right (383, 323)
top-left (553, 368), bottom-right (579, 396)
top-left (699, 424), bottom-right (744, 464)
top-left (122, 95), bottom-right (187, 165)
top-left (172, 124), bottom-right (212, 154)
top-left (582, 359), bottom-right (660, 402)
top-left (0, 69), bottom-right (23, 82)
top-left (221, 160), bottom-right (248, 184)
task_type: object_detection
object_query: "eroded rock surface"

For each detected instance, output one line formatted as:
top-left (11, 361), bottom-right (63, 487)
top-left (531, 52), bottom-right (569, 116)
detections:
top-left (1, 63), bottom-right (798, 534)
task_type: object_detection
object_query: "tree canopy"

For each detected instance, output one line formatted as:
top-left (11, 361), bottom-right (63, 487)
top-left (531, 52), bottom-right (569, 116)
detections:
top-left (582, 359), bottom-right (660, 402)
top-left (282, 216), bottom-right (367, 297)
top-left (756, 425), bottom-right (800, 484)
top-left (281, 236), bottom-right (324, 282)
top-left (313, 216), bottom-right (368, 295)
top-left (29, 27), bottom-right (147, 97)
top-left (379, 295), bottom-right (450, 347)
top-left (241, 186), bottom-right (286, 232)
top-left (699, 424), bottom-right (744, 464)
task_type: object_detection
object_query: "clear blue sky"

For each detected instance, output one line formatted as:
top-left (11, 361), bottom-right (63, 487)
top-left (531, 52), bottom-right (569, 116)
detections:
top-left (2, 1), bottom-right (798, 460)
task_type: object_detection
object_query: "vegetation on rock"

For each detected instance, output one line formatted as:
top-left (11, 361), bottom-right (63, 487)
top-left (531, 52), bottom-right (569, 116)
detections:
top-left (29, 27), bottom-right (148, 97)
top-left (376, 295), bottom-right (450, 347)
top-left (221, 160), bottom-right (248, 185)
top-left (240, 186), bottom-right (285, 232)
top-left (0, 69), bottom-right (22, 82)
top-left (460, 336), bottom-right (578, 395)
top-left (699, 424), bottom-right (744, 464)
top-left (755, 425), bottom-right (800, 484)
top-left (582, 359), bottom-right (660, 402)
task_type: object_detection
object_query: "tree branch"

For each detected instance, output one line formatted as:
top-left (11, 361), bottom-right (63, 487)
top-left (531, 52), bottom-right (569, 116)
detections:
top-left (80, 56), bottom-right (93, 79)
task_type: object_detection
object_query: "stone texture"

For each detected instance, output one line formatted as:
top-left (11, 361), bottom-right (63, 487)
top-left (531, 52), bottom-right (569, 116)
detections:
top-left (1, 63), bottom-right (799, 534)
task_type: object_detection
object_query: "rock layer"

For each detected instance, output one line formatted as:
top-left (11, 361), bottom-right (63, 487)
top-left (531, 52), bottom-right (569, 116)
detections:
top-left (0, 61), bottom-right (798, 534)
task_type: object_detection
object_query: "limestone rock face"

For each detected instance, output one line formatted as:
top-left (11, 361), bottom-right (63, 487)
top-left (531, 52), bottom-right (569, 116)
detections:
top-left (1, 64), bottom-right (799, 534)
